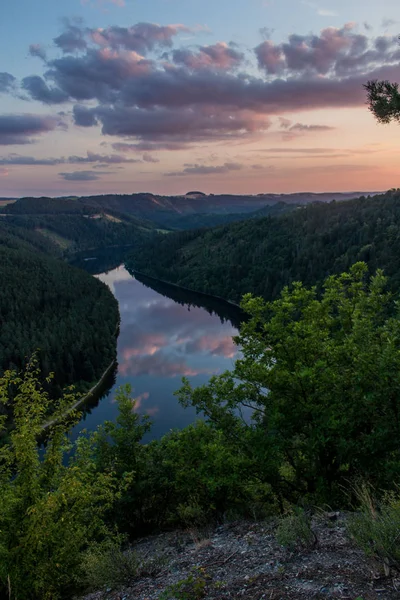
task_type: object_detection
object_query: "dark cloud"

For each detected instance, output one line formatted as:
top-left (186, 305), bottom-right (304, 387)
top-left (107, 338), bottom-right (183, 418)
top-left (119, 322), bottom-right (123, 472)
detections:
top-left (90, 22), bottom-right (189, 53)
top-left (172, 42), bottom-right (244, 71)
top-left (0, 114), bottom-right (59, 145)
top-left (0, 155), bottom-right (60, 165)
top-left (255, 40), bottom-right (285, 74)
top-left (22, 75), bottom-right (69, 104)
top-left (112, 141), bottom-right (189, 152)
top-left (277, 118), bottom-right (336, 141)
top-left (19, 20), bottom-right (400, 150)
top-left (30, 48), bottom-right (397, 117)
top-left (166, 161), bottom-right (242, 176)
top-left (286, 123), bottom-right (335, 132)
top-left (0, 72), bottom-right (16, 93)
top-left (142, 153), bottom-right (159, 163)
top-left (89, 105), bottom-right (269, 143)
top-left (0, 151), bottom-right (142, 165)
top-left (54, 18), bottom-right (87, 53)
top-left (59, 170), bottom-right (104, 181)
top-left (255, 24), bottom-right (400, 77)
top-left (29, 44), bottom-right (47, 61)
top-left (67, 150), bottom-right (141, 164)
top-left (73, 104), bottom-right (99, 126)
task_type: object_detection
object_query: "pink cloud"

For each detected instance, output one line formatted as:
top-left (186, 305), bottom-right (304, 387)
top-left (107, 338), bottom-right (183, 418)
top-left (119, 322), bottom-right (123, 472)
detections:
top-left (119, 352), bottom-right (215, 378)
top-left (172, 42), bottom-right (244, 71)
top-left (186, 335), bottom-right (237, 358)
top-left (121, 333), bottom-right (168, 359)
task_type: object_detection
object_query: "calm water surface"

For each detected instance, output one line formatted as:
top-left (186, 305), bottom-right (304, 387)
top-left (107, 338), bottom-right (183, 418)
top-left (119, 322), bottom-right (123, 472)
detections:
top-left (72, 265), bottom-right (242, 442)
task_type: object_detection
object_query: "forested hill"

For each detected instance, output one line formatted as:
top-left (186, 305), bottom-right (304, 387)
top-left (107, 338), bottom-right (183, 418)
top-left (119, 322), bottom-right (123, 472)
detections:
top-left (126, 189), bottom-right (400, 303)
top-left (0, 221), bottom-right (119, 399)
top-left (0, 197), bottom-right (164, 400)
top-left (3, 191), bottom-right (372, 231)
top-left (2, 196), bottom-right (156, 255)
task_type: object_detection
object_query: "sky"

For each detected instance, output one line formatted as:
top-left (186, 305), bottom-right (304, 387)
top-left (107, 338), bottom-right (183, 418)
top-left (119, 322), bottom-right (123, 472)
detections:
top-left (0, 0), bottom-right (400, 197)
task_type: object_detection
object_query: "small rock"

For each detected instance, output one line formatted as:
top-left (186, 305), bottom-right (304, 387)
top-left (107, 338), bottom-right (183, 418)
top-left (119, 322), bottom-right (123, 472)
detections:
top-left (327, 511), bottom-right (339, 521)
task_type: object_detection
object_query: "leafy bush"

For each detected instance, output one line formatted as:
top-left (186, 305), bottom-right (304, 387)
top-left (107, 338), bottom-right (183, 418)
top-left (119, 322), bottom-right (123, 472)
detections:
top-left (0, 361), bottom-right (124, 600)
top-left (178, 264), bottom-right (400, 503)
top-left (136, 420), bottom-right (265, 529)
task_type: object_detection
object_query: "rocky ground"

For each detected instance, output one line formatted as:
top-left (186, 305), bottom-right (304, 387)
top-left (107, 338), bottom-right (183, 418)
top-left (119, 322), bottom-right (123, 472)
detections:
top-left (80, 514), bottom-right (400, 600)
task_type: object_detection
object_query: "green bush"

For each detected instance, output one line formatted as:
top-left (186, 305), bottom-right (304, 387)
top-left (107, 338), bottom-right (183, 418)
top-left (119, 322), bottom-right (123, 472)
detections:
top-left (160, 568), bottom-right (210, 600)
top-left (83, 541), bottom-right (167, 591)
top-left (0, 361), bottom-right (124, 600)
top-left (276, 508), bottom-right (316, 550)
top-left (348, 485), bottom-right (400, 574)
top-left (136, 420), bottom-right (264, 529)
top-left (178, 264), bottom-right (400, 503)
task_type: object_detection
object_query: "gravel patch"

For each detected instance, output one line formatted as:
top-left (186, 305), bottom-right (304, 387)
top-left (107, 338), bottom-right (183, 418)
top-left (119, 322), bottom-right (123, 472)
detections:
top-left (78, 514), bottom-right (400, 600)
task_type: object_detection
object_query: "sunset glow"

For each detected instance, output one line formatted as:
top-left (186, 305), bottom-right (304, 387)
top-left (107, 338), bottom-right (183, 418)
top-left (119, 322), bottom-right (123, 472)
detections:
top-left (1, 0), bottom-right (399, 196)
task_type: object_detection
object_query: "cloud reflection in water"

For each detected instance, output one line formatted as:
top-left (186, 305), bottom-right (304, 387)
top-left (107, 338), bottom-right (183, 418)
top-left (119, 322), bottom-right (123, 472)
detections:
top-left (77, 266), bottom-right (240, 441)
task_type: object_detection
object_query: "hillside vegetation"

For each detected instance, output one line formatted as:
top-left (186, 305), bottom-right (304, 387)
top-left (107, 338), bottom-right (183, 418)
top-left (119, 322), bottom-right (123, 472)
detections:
top-left (3, 196), bottom-right (156, 254)
top-left (0, 222), bottom-right (119, 398)
top-left (3, 191), bottom-right (368, 231)
top-left (3, 264), bottom-right (400, 599)
top-left (126, 189), bottom-right (400, 302)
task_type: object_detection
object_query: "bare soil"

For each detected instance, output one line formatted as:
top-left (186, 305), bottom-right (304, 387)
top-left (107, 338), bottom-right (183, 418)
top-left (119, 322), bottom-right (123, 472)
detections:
top-left (80, 514), bottom-right (400, 600)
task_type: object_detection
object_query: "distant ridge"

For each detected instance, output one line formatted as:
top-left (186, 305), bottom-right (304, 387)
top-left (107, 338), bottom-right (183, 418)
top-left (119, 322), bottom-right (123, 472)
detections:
top-left (4, 190), bottom-right (380, 230)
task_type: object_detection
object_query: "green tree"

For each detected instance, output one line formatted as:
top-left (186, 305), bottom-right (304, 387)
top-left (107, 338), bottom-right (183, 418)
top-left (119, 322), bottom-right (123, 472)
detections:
top-left (91, 385), bottom-right (151, 534)
top-left (179, 264), bottom-right (400, 503)
top-left (365, 79), bottom-right (400, 124)
top-left (0, 359), bottom-right (122, 600)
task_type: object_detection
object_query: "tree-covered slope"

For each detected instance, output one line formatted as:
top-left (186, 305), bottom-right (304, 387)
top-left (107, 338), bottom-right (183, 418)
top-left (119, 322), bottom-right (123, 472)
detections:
top-left (2, 196), bottom-right (157, 255)
top-left (0, 223), bottom-right (119, 396)
top-left (126, 190), bottom-right (400, 302)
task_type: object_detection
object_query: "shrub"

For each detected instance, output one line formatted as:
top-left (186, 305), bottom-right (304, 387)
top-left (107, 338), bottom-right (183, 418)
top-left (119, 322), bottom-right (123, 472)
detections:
top-left (276, 508), bottom-right (316, 550)
top-left (0, 361), bottom-right (124, 600)
top-left (82, 541), bottom-right (167, 591)
top-left (348, 485), bottom-right (400, 574)
top-left (160, 568), bottom-right (210, 600)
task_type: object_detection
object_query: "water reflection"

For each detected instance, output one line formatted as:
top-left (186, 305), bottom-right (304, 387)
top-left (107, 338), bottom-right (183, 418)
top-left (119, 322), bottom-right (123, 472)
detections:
top-left (73, 265), bottom-right (242, 442)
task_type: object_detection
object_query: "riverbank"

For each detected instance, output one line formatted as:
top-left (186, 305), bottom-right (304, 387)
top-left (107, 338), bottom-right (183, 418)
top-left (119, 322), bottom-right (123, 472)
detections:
top-left (42, 359), bottom-right (117, 432)
top-left (130, 269), bottom-right (242, 310)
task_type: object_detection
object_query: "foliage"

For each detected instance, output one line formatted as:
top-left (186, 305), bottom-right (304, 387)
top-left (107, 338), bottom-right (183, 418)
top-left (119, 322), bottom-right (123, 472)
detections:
top-left (0, 360), bottom-right (123, 600)
top-left (92, 413), bottom-right (266, 534)
top-left (5, 212), bottom-right (154, 255)
top-left (126, 190), bottom-right (400, 304)
top-left (159, 568), bottom-right (210, 600)
top-left (91, 385), bottom-right (151, 534)
top-left (276, 508), bottom-right (316, 550)
top-left (178, 264), bottom-right (400, 502)
top-left (0, 222), bottom-right (119, 398)
top-left (365, 80), bottom-right (400, 124)
top-left (82, 541), bottom-right (167, 591)
top-left (135, 420), bottom-right (264, 531)
top-left (348, 485), bottom-right (400, 574)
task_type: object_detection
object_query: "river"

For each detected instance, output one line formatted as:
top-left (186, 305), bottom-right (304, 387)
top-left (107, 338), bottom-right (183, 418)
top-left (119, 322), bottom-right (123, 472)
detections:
top-left (71, 263), bottom-right (244, 442)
